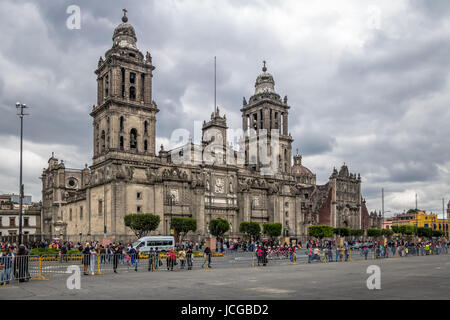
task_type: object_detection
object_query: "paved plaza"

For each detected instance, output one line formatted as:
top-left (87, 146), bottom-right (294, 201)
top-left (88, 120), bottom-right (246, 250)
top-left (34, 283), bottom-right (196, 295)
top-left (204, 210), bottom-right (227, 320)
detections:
top-left (0, 253), bottom-right (449, 300)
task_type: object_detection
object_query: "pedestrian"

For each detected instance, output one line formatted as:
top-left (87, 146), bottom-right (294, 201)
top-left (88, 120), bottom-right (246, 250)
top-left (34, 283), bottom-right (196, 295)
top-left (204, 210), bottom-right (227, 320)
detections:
top-left (89, 245), bottom-right (97, 275)
top-left (134, 246), bottom-right (140, 271)
top-left (166, 249), bottom-right (177, 271)
top-left (307, 247), bottom-right (313, 263)
top-left (178, 247), bottom-right (186, 270)
top-left (0, 247), bottom-right (13, 285)
top-left (155, 247), bottom-right (160, 270)
top-left (82, 243), bottom-right (90, 275)
top-left (202, 247), bottom-right (212, 268)
top-left (186, 247), bottom-right (193, 270)
top-left (14, 244), bottom-right (29, 282)
top-left (113, 245), bottom-right (120, 273)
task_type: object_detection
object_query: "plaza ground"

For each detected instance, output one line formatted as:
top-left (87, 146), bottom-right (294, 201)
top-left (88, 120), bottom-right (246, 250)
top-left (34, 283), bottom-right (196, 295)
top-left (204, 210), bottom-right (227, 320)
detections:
top-left (0, 253), bottom-right (449, 299)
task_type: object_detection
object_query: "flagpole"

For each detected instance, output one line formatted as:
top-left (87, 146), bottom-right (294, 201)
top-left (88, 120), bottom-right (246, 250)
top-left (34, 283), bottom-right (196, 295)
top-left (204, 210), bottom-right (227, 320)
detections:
top-left (214, 56), bottom-right (217, 116)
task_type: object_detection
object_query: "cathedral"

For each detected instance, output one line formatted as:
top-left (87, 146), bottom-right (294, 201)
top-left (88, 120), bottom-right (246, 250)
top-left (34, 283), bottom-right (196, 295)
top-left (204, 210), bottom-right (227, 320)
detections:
top-left (41, 11), bottom-right (380, 243)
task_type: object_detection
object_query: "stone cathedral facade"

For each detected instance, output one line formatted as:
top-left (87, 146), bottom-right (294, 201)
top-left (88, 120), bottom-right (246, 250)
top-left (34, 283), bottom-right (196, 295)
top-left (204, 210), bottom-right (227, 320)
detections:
top-left (40, 12), bottom-right (379, 243)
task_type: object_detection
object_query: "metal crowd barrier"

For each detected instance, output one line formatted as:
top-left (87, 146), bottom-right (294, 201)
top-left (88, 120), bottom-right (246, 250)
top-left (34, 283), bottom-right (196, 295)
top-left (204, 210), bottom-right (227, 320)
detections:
top-left (1, 245), bottom-right (449, 286)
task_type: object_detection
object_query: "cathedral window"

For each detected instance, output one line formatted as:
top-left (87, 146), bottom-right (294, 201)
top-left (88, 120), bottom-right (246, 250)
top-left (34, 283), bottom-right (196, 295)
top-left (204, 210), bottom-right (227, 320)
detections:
top-left (137, 206), bottom-right (142, 213)
top-left (130, 72), bottom-right (136, 84)
top-left (69, 209), bottom-right (72, 221)
top-left (80, 206), bottom-right (83, 220)
top-left (144, 121), bottom-right (148, 134)
top-left (120, 136), bottom-right (124, 150)
top-left (130, 129), bottom-right (138, 149)
top-left (130, 86), bottom-right (136, 100)
top-left (98, 200), bottom-right (103, 216)
top-left (137, 192), bottom-right (142, 200)
top-left (260, 109), bottom-right (263, 129)
top-left (120, 116), bottom-right (124, 131)
top-left (121, 68), bottom-right (125, 98)
top-left (141, 74), bottom-right (145, 100)
top-left (104, 75), bottom-right (109, 97)
top-left (144, 140), bottom-right (148, 151)
top-left (101, 130), bottom-right (106, 152)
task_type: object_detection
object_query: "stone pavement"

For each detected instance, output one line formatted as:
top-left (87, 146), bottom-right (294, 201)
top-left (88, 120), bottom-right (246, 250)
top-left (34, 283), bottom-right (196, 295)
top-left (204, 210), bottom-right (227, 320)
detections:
top-left (0, 254), bottom-right (449, 300)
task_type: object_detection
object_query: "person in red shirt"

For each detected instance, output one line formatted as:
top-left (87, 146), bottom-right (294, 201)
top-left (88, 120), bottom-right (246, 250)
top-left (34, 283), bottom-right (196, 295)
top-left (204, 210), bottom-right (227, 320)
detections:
top-left (166, 250), bottom-right (177, 271)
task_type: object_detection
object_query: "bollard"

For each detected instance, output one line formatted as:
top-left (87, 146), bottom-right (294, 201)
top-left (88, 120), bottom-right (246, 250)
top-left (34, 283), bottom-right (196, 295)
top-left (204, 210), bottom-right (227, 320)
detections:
top-left (206, 255), bottom-right (209, 270)
top-left (152, 255), bottom-right (155, 272)
top-left (96, 254), bottom-right (103, 275)
top-left (252, 253), bottom-right (255, 267)
top-left (349, 249), bottom-right (353, 262)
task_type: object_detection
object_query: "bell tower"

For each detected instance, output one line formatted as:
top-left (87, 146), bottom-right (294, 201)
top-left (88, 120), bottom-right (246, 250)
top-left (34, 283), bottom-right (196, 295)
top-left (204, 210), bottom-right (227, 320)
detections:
top-left (91, 9), bottom-right (158, 166)
top-left (241, 62), bottom-right (293, 174)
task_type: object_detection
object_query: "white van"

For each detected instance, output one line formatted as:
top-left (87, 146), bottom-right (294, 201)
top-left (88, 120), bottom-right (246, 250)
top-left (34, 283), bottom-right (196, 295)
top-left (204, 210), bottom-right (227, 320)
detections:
top-left (132, 236), bottom-right (175, 253)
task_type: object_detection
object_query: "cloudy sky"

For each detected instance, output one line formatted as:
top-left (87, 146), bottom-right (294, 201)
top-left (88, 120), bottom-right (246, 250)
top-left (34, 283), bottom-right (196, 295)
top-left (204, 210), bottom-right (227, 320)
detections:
top-left (0, 0), bottom-right (449, 217)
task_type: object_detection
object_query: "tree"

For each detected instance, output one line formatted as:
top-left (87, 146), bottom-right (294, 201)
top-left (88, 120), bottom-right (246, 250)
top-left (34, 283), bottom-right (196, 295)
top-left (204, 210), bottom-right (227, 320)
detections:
top-left (432, 230), bottom-right (444, 238)
top-left (333, 227), bottom-right (350, 237)
top-left (239, 222), bottom-right (261, 241)
top-left (417, 227), bottom-right (433, 238)
top-left (263, 223), bottom-right (282, 240)
top-left (171, 217), bottom-right (197, 243)
top-left (209, 218), bottom-right (230, 241)
top-left (399, 225), bottom-right (415, 235)
top-left (308, 225), bottom-right (334, 239)
top-left (124, 213), bottom-right (160, 239)
top-left (367, 229), bottom-right (382, 238)
top-left (391, 225), bottom-right (400, 234)
top-left (382, 229), bottom-right (394, 237)
top-left (350, 229), bottom-right (364, 237)
top-left (407, 209), bottom-right (420, 214)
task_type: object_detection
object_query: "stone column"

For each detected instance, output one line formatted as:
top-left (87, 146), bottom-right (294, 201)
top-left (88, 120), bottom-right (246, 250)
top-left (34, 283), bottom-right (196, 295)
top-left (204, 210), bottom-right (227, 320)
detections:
top-left (283, 112), bottom-right (288, 135)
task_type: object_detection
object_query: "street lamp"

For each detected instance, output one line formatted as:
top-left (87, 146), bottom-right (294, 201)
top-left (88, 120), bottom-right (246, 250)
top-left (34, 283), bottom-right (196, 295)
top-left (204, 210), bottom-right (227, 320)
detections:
top-left (167, 194), bottom-right (175, 235)
top-left (16, 102), bottom-right (29, 245)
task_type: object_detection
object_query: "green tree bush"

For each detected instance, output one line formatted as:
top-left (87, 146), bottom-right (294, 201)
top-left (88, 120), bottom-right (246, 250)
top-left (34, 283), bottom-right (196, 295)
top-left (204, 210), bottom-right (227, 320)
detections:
top-left (308, 225), bottom-right (334, 239)
top-left (367, 229), bottom-right (382, 237)
top-left (263, 223), bottom-right (282, 240)
top-left (333, 227), bottom-right (350, 237)
top-left (124, 213), bottom-right (160, 239)
top-left (171, 217), bottom-right (197, 243)
top-left (239, 222), bottom-right (261, 240)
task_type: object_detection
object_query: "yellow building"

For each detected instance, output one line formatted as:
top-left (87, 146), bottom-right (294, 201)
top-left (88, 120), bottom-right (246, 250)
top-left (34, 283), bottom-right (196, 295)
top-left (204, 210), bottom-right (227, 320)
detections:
top-left (410, 211), bottom-right (449, 237)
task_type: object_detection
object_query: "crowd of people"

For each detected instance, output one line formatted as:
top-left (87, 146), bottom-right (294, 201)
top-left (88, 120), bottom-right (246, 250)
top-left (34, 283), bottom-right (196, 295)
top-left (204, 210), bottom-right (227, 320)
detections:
top-left (0, 244), bottom-right (31, 285)
top-left (1, 237), bottom-right (449, 286)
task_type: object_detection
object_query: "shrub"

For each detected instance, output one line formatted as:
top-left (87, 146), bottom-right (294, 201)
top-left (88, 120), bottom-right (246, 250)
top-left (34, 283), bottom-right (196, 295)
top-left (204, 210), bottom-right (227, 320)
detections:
top-left (263, 223), bottom-right (282, 240)
top-left (124, 213), bottom-right (160, 239)
top-left (367, 229), bottom-right (382, 237)
top-left (308, 225), bottom-right (334, 239)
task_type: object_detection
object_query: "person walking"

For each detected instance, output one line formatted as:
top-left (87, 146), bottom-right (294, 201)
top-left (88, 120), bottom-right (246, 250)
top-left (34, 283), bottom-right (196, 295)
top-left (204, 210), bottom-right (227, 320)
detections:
top-left (202, 247), bottom-right (212, 268)
top-left (113, 244), bottom-right (120, 273)
top-left (186, 247), bottom-right (194, 270)
top-left (89, 245), bottom-right (97, 275)
top-left (14, 245), bottom-right (29, 282)
top-left (166, 249), bottom-right (177, 271)
top-left (307, 247), bottom-right (313, 263)
top-left (82, 243), bottom-right (90, 275)
top-left (178, 247), bottom-right (186, 270)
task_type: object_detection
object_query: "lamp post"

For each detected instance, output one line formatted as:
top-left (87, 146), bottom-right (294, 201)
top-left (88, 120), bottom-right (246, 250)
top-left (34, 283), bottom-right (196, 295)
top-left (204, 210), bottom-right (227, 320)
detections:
top-left (167, 194), bottom-right (175, 235)
top-left (16, 102), bottom-right (29, 245)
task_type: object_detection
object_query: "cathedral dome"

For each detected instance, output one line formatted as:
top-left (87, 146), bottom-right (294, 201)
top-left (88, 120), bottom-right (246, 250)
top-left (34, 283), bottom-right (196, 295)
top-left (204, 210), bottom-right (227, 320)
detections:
top-left (292, 152), bottom-right (315, 185)
top-left (254, 61), bottom-right (276, 95)
top-left (112, 10), bottom-right (137, 50)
